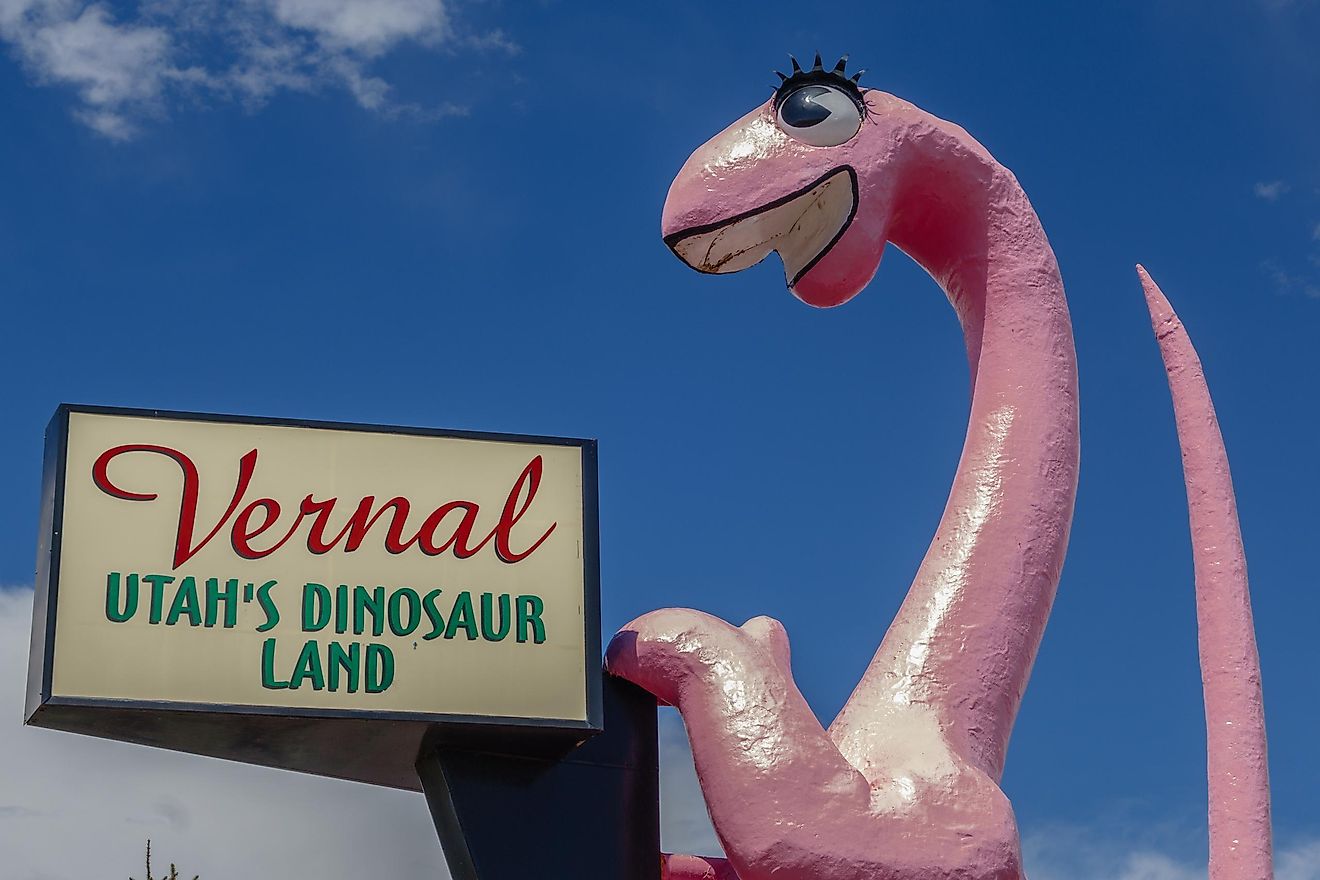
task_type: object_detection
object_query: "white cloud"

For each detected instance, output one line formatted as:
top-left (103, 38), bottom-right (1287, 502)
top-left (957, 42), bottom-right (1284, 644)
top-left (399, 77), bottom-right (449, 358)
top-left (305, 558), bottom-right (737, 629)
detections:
top-left (654, 714), bottom-right (1320, 879)
top-left (658, 707), bottom-right (723, 857)
top-left (0, 587), bottom-right (449, 879)
top-left (1, 3), bottom-right (183, 139)
top-left (0, 0), bottom-right (495, 139)
top-left (1258, 0), bottom-right (1318, 11)
top-left (12, 584), bottom-right (1312, 879)
top-left (1263, 257), bottom-right (1320, 299)
top-left (1279, 840), bottom-right (1320, 880)
top-left (664, 719), bottom-right (1320, 878)
top-left (461, 28), bottom-right (520, 56)
top-left (1024, 822), bottom-right (1320, 880)
top-left (1024, 825), bottom-right (1202, 880)
top-left (267, 0), bottom-right (446, 56)
top-left (0, 587), bottom-right (721, 878)
top-left (1255, 180), bottom-right (1292, 200)
top-left (657, 746), bottom-right (1320, 877)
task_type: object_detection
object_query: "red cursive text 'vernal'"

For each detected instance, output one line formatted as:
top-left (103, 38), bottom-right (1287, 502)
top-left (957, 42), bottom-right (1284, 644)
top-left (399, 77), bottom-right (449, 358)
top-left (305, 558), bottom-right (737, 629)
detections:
top-left (91, 445), bottom-right (558, 570)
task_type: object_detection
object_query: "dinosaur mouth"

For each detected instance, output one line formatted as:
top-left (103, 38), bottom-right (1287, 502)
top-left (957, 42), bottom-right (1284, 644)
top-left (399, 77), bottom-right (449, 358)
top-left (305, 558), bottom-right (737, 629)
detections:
top-left (662, 166), bottom-right (858, 287)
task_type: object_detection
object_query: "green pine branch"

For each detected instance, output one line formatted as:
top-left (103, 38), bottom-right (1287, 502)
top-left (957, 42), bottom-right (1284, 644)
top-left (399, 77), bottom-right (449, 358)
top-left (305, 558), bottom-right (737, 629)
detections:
top-left (129, 839), bottom-right (199, 880)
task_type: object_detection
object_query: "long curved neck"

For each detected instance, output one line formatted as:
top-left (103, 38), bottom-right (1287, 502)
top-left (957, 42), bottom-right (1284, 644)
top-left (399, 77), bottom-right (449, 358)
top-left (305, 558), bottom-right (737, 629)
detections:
top-left (829, 118), bottom-right (1080, 783)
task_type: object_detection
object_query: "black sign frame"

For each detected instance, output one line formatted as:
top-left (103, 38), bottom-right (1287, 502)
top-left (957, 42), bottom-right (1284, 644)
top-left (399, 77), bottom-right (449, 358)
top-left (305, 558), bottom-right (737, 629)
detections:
top-left (25, 403), bottom-right (604, 789)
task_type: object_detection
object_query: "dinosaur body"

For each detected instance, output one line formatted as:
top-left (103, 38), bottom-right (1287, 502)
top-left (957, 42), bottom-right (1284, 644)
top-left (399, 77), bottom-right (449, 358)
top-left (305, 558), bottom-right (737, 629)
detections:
top-left (604, 57), bottom-right (1272, 880)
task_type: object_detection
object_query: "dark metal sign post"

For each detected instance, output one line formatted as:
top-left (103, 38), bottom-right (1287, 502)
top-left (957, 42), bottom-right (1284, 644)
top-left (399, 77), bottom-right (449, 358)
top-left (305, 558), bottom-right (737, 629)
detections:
top-left (419, 673), bottom-right (658, 880)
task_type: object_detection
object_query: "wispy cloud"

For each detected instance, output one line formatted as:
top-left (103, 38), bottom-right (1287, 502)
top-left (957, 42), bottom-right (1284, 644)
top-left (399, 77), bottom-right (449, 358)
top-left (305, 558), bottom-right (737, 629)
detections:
top-left (1279, 840), bottom-right (1320, 880)
top-left (1025, 823), bottom-right (1320, 880)
top-left (6, 585), bottom-right (1312, 878)
top-left (653, 709), bottom-right (1320, 880)
top-left (659, 707), bottom-right (723, 857)
top-left (459, 28), bottom-right (520, 56)
top-left (0, 587), bottom-right (453, 878)
top-left (1255, 180), bottom-right (1292, 201)
top-left (0, 588), bottom-right (718, 878)
top-left (0, 0), bottom-right (514, 139)
top-left (1262, 258), bottom-right (1320, 299)
top-left (1258, 0), bottom-right (1319, 11)
top-left (1254, 181), bottom-right (1320, 298)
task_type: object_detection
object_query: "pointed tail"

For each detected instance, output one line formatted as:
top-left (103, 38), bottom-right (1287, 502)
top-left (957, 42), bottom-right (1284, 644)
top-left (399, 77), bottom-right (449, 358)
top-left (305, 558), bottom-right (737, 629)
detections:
top-left (1138, 265), bottom-right (1273, 880)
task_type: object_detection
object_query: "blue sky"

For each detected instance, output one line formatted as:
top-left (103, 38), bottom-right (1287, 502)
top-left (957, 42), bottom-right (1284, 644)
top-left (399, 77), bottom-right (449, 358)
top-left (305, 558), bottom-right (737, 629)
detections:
top-left (1, 1), bottom-right (1318, 878)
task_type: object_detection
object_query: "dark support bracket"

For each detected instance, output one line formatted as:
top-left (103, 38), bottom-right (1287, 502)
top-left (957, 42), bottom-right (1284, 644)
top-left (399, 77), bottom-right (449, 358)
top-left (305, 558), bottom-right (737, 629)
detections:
top-left (417, 672), bottom-right (660, 880)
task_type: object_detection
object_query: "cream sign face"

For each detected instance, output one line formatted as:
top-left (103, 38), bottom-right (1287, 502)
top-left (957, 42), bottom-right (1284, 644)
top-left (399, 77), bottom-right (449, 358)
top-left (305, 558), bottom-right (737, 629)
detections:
top-left (27, 406), bottom-right (600, 736)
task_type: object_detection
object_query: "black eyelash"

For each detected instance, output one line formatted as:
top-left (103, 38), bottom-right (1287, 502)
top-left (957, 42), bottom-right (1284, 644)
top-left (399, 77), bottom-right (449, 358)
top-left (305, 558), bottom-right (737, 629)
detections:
top-left (772, 52), bottom-right (867, 113)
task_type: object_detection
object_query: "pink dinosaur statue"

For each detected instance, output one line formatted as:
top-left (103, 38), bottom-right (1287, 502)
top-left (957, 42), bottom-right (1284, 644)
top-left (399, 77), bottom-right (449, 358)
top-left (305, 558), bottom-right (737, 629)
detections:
top-left (604, 55), bottom-right (1272, 880)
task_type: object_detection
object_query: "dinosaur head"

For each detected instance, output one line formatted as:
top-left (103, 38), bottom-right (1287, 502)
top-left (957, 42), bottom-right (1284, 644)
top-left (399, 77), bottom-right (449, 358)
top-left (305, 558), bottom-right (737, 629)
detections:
top-left (662, 53), bottom-right (900, 308)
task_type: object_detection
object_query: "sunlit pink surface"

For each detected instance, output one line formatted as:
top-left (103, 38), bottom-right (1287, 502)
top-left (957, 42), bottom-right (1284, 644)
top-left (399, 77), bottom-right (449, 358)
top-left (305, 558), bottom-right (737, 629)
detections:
top-left (607, 87), bottom-right (1272, 880)
top-left (1140, 268), bottom-right (1273, 880)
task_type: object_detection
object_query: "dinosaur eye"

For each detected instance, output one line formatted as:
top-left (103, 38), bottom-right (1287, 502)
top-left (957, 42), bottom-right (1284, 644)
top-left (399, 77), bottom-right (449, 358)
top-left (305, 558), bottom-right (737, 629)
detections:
top-left (776, 85), bottom-right (862, 147)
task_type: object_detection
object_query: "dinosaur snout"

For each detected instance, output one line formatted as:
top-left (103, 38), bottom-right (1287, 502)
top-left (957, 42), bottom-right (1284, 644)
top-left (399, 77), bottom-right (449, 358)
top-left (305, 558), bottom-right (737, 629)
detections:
top-left (661, 100), bottom-right (887, 308)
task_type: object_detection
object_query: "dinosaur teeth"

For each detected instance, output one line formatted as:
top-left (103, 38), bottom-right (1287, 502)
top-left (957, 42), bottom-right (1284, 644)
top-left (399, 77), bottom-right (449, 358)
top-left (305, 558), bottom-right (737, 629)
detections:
top-left (664, 168), bottom-right (856, 287)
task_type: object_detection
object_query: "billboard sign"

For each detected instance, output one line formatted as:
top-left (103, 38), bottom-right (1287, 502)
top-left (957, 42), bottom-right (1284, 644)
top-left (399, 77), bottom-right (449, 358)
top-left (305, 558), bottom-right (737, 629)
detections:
top-left (26, 405), bottom-right (601, 786)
